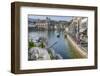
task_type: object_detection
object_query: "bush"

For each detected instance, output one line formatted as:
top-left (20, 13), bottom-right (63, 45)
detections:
top-left (28, 40), bottom-right (35, 49)
top-left (39, 41), bottom-right (45, 48)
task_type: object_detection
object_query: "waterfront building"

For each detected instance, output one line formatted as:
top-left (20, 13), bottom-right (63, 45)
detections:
top-left (36, 19), bottom-right (48, 30)
top-left (28, 17), bottom-right (69, 30)
top-left (79, 17), bottom-right (88, 50)
top-left (68, 17), bottom-right (88, 50)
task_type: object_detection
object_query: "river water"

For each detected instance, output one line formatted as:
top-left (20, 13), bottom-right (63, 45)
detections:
top-left (29, 29), bottom-right (83, 59)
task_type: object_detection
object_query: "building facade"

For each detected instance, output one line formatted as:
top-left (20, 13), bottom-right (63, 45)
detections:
top-left (68, 17), bottom-right (88, 50)
top-left (35, 19), bottom-right (48, 30)
top-left (28, 17), bottom-right (69, 30)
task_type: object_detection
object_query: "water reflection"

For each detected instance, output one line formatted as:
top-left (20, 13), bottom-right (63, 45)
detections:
top-left (29, 29), bottom-right (74, 59)
top-left (47, 30), bottom-right (72, 59)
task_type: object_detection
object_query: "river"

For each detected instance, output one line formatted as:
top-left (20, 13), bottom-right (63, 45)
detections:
top-left (29, 29), bottom-right (83, 59)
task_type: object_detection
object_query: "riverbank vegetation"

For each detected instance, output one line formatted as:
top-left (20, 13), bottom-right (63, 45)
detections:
top-left (39, 41), bottom-right (45, 48)
top-left (28, 39), bottom-right (46, 49)
top-left (48, 49), bottom-right (55, 59)
top-left (28, 39), bottom-right (36, 49)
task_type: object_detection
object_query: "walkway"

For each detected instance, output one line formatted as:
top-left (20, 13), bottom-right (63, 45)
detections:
top-left (67, 34), bottom-right (87, 58)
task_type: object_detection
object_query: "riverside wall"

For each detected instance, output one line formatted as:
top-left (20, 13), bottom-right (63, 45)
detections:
top-left (67, 34), bottom-right (87, 58)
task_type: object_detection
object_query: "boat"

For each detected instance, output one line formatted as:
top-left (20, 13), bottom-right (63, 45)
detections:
top-left (57, 34), bottom-right (60, 37)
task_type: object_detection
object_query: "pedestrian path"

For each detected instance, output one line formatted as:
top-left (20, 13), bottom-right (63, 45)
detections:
top-left (67, 34), bottom-right (87, 58)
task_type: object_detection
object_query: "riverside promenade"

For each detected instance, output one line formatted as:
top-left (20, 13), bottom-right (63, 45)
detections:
top-left (67, 34), bottom-right (87, 58)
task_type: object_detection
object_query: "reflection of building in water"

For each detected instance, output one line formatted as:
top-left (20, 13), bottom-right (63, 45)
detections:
top-left (67, 17), bottom-right (88, 50)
